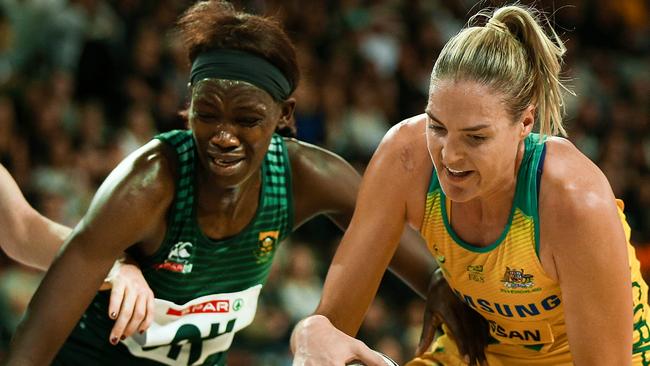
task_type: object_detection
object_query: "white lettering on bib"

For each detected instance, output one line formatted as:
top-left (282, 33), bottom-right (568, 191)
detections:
top-left (121, 284), bottom-right (262, 365)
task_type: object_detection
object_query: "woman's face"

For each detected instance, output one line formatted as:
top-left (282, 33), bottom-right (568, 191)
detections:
top-left (189, 79), bottom-right (293, 187)
top-left (425, 79), bottom-right (533, 202)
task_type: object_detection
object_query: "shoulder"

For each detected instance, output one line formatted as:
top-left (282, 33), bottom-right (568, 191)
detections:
top-left (380, 114), bottom-right (427, 151)
top-left (94, 139), bottom-right (178, 208)
top-left (541, 137), bottom-right (615, 213)
top-left (284, 113), bottom-right (429, 183)
top-left (366, 114), bottom-right (431, 183)
top-left (283, 138), bottom-right (361, 226)
top-left (539, 137), bottom-right (622, 252)
top-left (284, 137), bottom-right (359, 182)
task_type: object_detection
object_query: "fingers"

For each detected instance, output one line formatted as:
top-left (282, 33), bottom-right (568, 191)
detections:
top-left (464, 354), bottom-right (489, 366)
top-left (108, 286), bottom-right (155, 344)
top-left (428, 281), bottom-right (489, 366)
top-left (139, 290), bottom-right (155, 334)
top-left (464, 354), bottom-right (485, 366)
top-left (467, 311), bottom-right (490, 365)
top-left (109, 287), bottom-right (137, 345)
top-left (415, 316), bottom-right (434, 355)
top-left (349, 343), bottom-right (387, 366)
top-left (448, 307), bottom-right (489, 366)
top-left (468, 346), bottom-right (489, 366)
top-left (106, 261), bottom-right (156, 345)
top-left (290, 314), bottom-right (388, 366)
top-left (416, 304), bottom-right (434, 356)
top-left (122, 294), bottom-right (148, 338)
top-left (416, 310), bottom-right (441, 356)
top-left (108, 281), bottom-right (125, 322)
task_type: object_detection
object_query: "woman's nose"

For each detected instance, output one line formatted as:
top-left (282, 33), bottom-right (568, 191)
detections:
top-left (441, 139), bottom-right (464, 165)
top-left (210, 128), bottom-right (240, 149)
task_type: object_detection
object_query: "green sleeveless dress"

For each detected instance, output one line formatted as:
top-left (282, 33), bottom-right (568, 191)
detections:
top-left (54, 130), bottom-right (293, 366)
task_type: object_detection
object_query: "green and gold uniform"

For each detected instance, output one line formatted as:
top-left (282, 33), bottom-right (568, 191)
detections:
top-left (410, 133), bottom-right (650, 365)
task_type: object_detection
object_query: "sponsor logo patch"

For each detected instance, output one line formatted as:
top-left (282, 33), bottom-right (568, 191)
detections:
top-left (166, 300), bottom-right (230, 316)
top-left (467, 264), bottom-right (484, 283)
top-left (501, 266), bottom-right (534, 289)
top-left (154, 241), bottom-right (194, 273)
top-left (255, 231), bottom-right (279, 264)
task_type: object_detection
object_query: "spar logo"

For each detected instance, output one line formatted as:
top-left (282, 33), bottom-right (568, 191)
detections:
top-left (166, 298), bottom-right (245, 316)
top-left (154, 241), bottom-right (194, 274)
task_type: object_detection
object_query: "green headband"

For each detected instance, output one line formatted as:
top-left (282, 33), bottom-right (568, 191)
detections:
top-left (189, 49), bottom-right (293, 101)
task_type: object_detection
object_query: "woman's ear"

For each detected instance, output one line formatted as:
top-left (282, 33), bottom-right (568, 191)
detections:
top-left (276, 98), bottom-right (297, 137)
top-left (520, 104), bottom-right (535, 139)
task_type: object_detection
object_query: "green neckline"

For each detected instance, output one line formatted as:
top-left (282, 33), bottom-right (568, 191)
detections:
top-left (439, 137), bottom-right (532, 253)
top-left (192, 156), bottom-right (268, 245)
top-left (440, 192), bottom-right (517, 253)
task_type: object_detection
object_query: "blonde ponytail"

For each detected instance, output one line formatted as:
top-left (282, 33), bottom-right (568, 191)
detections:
top-left (431, 5), bottom-right (572, 137)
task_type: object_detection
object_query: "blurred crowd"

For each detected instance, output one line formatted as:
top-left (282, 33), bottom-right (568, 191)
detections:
top-left (0, 0), bottom-right (647, 364)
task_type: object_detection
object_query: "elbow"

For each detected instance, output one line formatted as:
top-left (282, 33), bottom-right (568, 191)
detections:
top-left (2, 245), bottom-right (41, 270)
top-left (1, 236), bottom-right (27, 265)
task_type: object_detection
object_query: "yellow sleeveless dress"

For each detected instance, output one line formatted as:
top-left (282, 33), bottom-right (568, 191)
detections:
top-left (408, 134), bottom-right (650, 365)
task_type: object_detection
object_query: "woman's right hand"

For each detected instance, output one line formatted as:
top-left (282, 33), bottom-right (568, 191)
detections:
top-left (416, 269), bottom-right (489, 366)
top-left (105, 260), bottom-right (155, 345)
top-left (291, 315), bottom-right (387, 366)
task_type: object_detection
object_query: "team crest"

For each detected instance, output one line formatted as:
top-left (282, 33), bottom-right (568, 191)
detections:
top-left (255, 231), bottom-right (279, 264)
top-left (154, 241), bottom-right (194, 273)
top-left (501, 266), bottom-right (534, 289)
top-left (467, 264), bottom-right (484, 283)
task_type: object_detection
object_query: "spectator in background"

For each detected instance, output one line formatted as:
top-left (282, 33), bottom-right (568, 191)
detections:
top-left (0, 8), bottom-right (14, 86)
top-left (278, 243), bottom-right (323, 324)
top-left (116, 104), bottom-right (158, 158)
top-left (0, 0), bottom-right (647, 363)
top-left (0, 95), bottom-right (28, 184)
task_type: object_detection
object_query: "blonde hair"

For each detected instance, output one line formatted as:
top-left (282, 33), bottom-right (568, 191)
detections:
top-left (431, 5), bottom-right (572, 137)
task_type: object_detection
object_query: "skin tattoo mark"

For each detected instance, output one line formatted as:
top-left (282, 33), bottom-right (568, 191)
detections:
top-left (400, 145), bottom-right (415, 172)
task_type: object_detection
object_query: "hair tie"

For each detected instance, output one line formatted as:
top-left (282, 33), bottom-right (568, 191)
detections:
top-left (486, 18), bottom-right (509, 35)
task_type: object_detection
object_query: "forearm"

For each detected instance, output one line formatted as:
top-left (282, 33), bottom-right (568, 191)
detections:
top-left (7, 211), bottom-right (72, 270)
top-left (316, 240), bottom-right (397, 335)
top-left (0, 164), bottom-right (71, 269)
top-left (388, 226), bottom-right (437, 298)
top-left (566, 311), bottom-right (632, 365)
top-left (564, 286), bottom-right (632, 364)
top-left (6, 243), bottom-right (116, 364)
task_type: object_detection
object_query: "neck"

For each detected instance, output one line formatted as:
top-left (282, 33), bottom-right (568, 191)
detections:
top-left (453, 140), bottom-right (525, 228)
top-left (457, 182), bottom-right (516, 228)
top-left (196, 170), bottom-right (262, 217)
